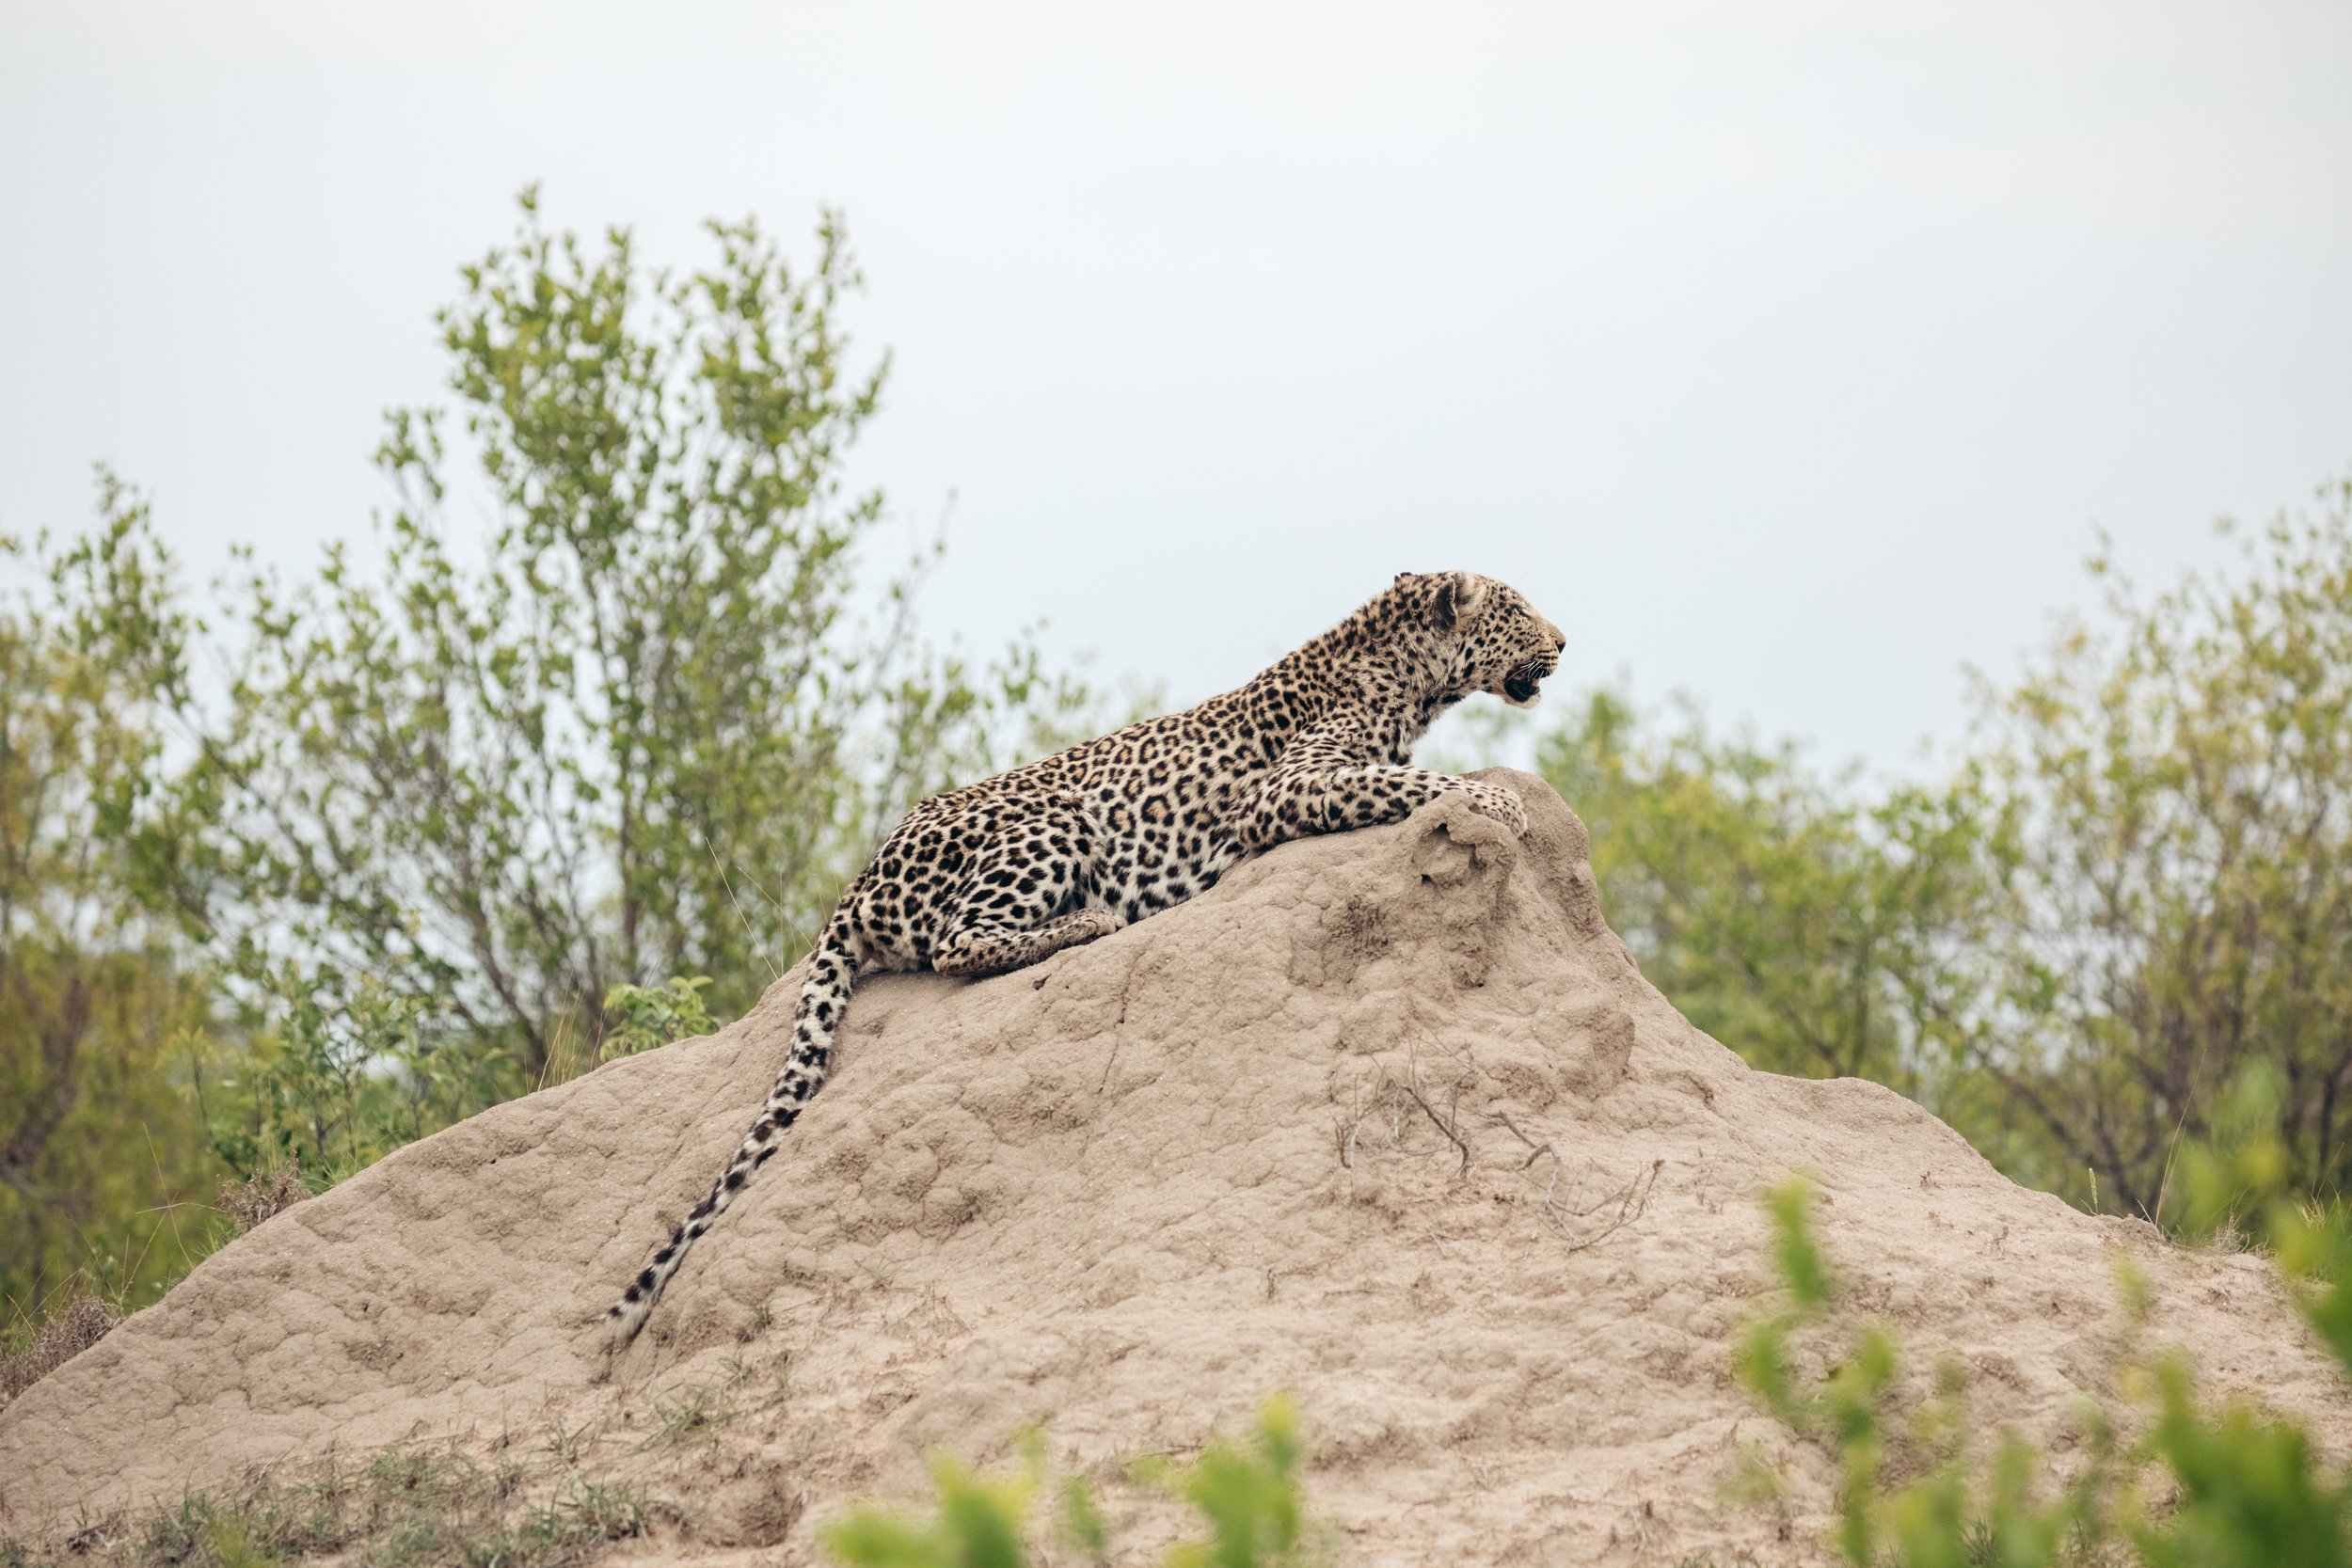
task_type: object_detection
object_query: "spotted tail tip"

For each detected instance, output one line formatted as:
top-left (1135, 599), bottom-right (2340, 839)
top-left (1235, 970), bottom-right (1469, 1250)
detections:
top-left (605, 1291), bottom-right (653, 1345)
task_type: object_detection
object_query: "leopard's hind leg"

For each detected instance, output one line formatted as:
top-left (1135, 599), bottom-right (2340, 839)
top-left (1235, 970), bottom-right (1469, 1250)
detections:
top-left (930, 799), bottom-right (1120, 978)
top-left (934, 908), bottom-right (1120, 976)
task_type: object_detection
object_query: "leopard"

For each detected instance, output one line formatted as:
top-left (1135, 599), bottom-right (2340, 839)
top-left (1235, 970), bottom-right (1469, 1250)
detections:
top-left (603, 568), bottom-right (1566, 1342)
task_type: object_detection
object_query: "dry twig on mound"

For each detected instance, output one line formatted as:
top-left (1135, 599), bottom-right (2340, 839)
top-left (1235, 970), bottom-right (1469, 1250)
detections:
top-left (1490, 1110), bottom-right (1662, 1254)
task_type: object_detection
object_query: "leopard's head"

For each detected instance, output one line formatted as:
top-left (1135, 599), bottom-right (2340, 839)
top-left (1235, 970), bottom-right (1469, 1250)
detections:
top-left (1394, 570), bottom-right (1566, 709)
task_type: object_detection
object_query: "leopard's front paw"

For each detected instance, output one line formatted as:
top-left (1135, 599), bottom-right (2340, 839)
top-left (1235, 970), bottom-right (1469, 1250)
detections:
top-left (1460, 780), bottom-right (1529, 835)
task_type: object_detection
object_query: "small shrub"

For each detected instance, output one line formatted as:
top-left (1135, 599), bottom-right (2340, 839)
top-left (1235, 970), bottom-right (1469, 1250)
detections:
top-left (599, 977), bottom-right (717, 1062)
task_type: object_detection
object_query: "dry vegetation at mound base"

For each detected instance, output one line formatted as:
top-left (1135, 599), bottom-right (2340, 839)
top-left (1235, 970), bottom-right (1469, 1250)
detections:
top-left (3, 772), bottom-right (2344, 1565)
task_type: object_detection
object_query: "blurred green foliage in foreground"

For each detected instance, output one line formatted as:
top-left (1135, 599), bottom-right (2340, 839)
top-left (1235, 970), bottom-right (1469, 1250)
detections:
top-left (825, 1397), bottom-right (1319, 1568)
top-left (1739, 1062), bottom-right (2352, 1565)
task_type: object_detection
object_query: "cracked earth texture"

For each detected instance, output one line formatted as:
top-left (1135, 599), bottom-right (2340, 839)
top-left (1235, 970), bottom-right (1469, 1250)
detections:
top-left (4, 771), bottom-right (2346, 1563)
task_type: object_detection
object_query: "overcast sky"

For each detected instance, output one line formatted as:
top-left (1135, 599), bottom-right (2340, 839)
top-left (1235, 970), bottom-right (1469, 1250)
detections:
top-left (5, 1), bottom-right (2348, 775)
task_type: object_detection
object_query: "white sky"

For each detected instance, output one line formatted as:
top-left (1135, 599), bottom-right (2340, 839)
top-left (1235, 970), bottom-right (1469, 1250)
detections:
top-left (5, 1), bottom-right (2348, 775)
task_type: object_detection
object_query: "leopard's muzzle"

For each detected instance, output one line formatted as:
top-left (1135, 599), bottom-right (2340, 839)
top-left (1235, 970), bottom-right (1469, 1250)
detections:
top-left (1502, 654), bottom-right (1557, 708)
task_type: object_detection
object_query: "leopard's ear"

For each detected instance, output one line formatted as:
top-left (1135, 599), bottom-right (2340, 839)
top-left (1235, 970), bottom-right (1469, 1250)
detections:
top-left (1430, 571), bottom-right (1489, 631)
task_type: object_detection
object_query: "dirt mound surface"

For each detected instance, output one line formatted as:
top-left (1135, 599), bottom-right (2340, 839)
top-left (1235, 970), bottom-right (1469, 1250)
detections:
top-left (4, 772), bottom-right (2345, 1562)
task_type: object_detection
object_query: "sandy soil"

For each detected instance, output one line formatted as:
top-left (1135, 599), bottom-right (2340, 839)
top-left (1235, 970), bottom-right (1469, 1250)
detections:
top-left (3, 771), bottom-right (2344, 1563)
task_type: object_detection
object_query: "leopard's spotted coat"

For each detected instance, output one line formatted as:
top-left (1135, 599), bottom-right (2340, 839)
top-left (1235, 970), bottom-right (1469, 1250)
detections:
top-left (605, 570), bottom-right (1565, 1341)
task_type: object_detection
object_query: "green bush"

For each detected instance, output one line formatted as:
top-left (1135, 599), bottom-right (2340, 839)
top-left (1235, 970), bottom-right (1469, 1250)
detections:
top-left (599, 975), bottom-right (718, 1062)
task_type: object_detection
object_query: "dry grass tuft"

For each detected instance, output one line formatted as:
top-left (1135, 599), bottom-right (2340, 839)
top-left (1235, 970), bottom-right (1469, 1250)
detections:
top-left (1, 1295), bottom-right (121, 1409)
top-left (1, 1164), bottom-right (310, 1415)
top-left (218, 1164), bottom-right (311, 1233)
top-left (1, 1441), bottom-right (663, 1568)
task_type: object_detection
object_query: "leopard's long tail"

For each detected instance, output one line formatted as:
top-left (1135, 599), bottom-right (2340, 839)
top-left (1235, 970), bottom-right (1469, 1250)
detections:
top-left (604, 909), bottom-right (863, 1344)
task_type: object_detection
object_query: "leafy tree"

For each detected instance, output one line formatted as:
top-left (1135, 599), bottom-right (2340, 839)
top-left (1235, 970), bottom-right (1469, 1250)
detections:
top-left (135, 189), bottom-right (1088, 1090)
top-left (1534, 690), bottom-right (1992, 1093)
top-left (1538, 475), bottom-right (2352, 1218)
top-left (0, 485), bottom-right (222, 1320)
top-left (2, 190), bottom-right (1095, 1335)
top-left (1958, 477), bottom-right (2352, 1218)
